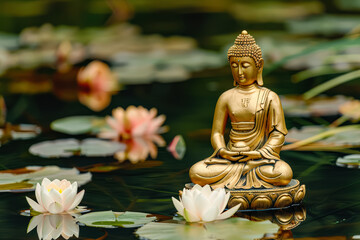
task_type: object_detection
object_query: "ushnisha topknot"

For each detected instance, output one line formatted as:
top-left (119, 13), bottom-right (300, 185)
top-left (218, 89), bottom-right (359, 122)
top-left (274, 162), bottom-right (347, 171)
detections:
top-left (227, 30), bottom-right (263, 69)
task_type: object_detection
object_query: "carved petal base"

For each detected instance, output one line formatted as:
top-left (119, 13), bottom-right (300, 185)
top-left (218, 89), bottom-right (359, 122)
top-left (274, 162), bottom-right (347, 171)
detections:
top-left (227, 179), bottom-right (305, 210)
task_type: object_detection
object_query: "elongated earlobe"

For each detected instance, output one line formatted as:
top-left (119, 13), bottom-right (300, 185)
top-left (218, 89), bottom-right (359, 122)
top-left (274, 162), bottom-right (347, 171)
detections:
top-left (233, 80), bottom-right (237, 86)
top-left (257, 59), bottom-right (264, 86)
top-left (257, 68), bottom-right (263, 86)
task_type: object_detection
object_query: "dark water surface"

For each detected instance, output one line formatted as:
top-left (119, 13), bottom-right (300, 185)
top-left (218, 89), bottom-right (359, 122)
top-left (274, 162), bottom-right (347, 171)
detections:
top-left (0, 73), bottom-right (359, 240)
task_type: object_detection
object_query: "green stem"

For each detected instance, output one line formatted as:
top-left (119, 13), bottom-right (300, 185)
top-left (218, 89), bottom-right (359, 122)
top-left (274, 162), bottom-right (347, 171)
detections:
top-left (292, 66), bottom-right (346, 83)
top-left (303, 69), bottom-right (360, 100)
top-left (283, 124), bottom-right (360, 150)
top-left (329, 115), bottom-right (349, 128)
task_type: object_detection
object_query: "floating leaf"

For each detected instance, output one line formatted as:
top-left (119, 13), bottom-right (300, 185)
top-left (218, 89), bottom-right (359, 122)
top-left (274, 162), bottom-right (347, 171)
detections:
top-left (77, 211), bottom-right (156, 228)
top-left (81, 139), bottom-right (125, 157)
top-left (287, 15), bottom-right (360, 35)
top-left (264, 36), bottom-right (360, 75)
top-left (136, 218), bottom-right (279, 240)
top-left (51, 116), bottom-right (105, 135)
top-left (0, 182), bottom-right (34, 191)
top-left (280, 95), bottom-right (350, 117)
top-left (0, 165), bottom-right (91, 192)
top-left (29, 138), bottom-right (125, 158)
top-left (167, 135), bottom-right (186, 160)
top-left (0, 123), bottom-right (41, 146)
top-left (112, 50), bottom-right (224, 84)
top-left (285, 125), bottom-right (360, 151)
top-left (336, 154), bottom-right (360, 169)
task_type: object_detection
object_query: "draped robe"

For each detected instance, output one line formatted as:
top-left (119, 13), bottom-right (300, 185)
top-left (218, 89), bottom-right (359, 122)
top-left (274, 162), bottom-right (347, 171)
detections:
top-left (189, 88), bottom-right (292, 189)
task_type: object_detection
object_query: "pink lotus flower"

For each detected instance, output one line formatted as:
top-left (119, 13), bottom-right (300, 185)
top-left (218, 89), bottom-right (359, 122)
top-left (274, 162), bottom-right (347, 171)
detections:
top-left (77, 61), bottom-right (118, 111)
top-left (98, 106), bottom-right (167, 140)
top-left (26, 178), bottom-right (84, 214)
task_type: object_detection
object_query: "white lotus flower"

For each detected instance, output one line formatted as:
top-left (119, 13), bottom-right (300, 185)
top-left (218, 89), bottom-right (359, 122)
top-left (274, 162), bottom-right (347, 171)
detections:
top-left (27, 213), bottom-right (79, 240)
top-left (26, 178), bottom-right (84, 214)
top-left (172, 184), bottom-right (240, 222)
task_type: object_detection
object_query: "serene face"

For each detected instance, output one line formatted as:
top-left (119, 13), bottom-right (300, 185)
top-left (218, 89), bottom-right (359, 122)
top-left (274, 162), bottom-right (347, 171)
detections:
top-left (230, 56), bottom-right (258, 86)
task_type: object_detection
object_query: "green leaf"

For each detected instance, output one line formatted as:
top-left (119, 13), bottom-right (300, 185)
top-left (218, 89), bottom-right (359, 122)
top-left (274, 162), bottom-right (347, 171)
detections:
top-left (50, 116), bottom-right (105, 135)
top-left (77, 211), bottom-right (156, 228)
top-left (292, 66), bottom-right (347, 83)
top-left (303, 69), bottom-right (360, 100)
top-left (92, 221), bottom-right (134, 226)
top-left (264, 37), bottom-right (360, 76)
top-left (336, 154), bottom-right (360, 169)
top-left (0, 165), bottom-right (91, 192)
top-left (29, 138), bottom-right (125, 158)
top-left (0, 182), bottom-right (33, 191)
top-left (136, 218), bottom-right (279, 240)
top-left (285, 125), bottom-right (360, 150)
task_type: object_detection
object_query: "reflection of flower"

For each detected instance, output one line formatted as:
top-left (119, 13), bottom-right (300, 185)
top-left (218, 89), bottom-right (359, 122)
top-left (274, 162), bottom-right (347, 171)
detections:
top-left (77, 61), bottom-right (118, 111)
top-left (27, 213), bottom-right (79, 240)
top-left (172, 184), bottom-right (240, 222)
top-left (98, 106), bottom-right (167, 140)
top-left (115, 135), bottom-right (165, 163)
top-left (26, 178), bottom-right (84, 214)
top-left (339, 99), bottom-right (360, 121)
top-left (78, 90), bottom-right (112, 112)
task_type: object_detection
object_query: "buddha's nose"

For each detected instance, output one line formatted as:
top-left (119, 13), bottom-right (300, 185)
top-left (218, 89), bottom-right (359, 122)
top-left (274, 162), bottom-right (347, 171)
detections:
top-left (238, 67), bottom-right (244, 76)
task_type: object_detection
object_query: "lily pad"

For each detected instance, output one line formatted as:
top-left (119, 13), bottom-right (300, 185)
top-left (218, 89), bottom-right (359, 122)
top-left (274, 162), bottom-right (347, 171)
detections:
top-left (285, 125), bottom-right (360, 151)
top-left (0, 124), bottom-right (41, 146)
top-left (287, 125), bottom-right (360, 146)
top-left (51, 116), bottom-right (105, 135)
top-left (336, 154), bottom-right (360, 169)
top-left (29, 138), bottom-right (126, 158)
top-left (136, 218), bottom-right (279, 240)
top-left (77, 211), bottom-right (156, 228)
top-left (0, 165), bottom-right (91, 192)
top-left (280, 95), bottom-right (350, 117)
top-left (287, 15), bottom-right (360, 35)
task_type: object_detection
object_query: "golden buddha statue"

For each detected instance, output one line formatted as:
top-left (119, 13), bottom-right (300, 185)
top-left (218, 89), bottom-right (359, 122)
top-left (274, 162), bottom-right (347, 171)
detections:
top-left (189, 30), bottom-right (305, 209)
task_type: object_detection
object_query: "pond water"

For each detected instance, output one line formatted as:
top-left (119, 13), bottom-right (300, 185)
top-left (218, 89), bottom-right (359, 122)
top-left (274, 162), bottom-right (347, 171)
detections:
top-left (0, 72), bottom-right (359, 239)
top-left (0, 0), bottom-right (360, 238)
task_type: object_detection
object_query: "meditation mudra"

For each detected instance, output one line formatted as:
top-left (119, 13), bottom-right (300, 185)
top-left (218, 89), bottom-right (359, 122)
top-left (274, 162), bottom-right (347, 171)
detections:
top-left (190, 30), bottom-right (293, 190)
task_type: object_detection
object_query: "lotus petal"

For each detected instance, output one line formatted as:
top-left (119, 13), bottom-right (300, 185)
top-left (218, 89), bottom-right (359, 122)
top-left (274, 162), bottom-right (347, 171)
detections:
top-left (68, 190), bottom-right (84, 210)
top-left (217, 204), bottom-right (241, 220)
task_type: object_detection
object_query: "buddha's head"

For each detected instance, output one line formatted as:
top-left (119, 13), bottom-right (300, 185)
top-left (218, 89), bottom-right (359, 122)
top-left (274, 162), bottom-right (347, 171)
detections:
top-left (227, 30), bottom-right (264, 86)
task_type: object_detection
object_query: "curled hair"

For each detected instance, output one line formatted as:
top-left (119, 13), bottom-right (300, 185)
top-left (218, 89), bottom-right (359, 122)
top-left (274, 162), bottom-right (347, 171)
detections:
top-left (227, 30), bottom-right (263, 69)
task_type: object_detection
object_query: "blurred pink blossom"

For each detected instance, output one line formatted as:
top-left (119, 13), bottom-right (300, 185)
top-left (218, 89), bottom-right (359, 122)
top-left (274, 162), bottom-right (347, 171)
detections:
top-left (77, 61), bottom-right (118, 111)
top-left (98, 106), bottom-right (167, 140)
